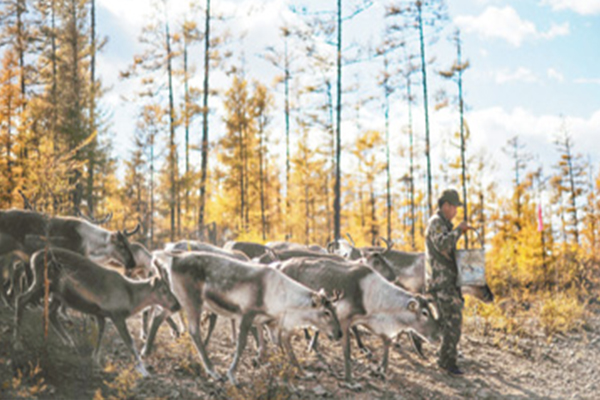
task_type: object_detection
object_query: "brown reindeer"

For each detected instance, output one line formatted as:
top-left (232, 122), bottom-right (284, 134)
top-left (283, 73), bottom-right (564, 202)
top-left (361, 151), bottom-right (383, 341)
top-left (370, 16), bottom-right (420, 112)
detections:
top-left (14, 247), bottom-right (180, 377)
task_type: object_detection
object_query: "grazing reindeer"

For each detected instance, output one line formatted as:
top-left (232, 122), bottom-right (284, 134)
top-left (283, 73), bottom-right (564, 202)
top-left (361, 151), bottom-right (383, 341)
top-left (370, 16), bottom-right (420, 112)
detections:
top-left (167, 240), bottom-right (249, 261)
top-left (0, 209), bottom-right (138, 270)
top-left (223, 241), bottom-right (271, 259)
top-left (118, 242), bottom-right (183, 340)
top-left (276, 257), bottom-right (440, 384)
top-left (14, 247), bottom-right (180, 377)
top-left (146, 251), bottom-right (343, 385)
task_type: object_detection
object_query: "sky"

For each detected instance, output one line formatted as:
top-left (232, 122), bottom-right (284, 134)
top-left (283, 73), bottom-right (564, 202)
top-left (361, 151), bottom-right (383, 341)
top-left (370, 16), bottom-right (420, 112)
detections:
top-left (95, 0), bottom-right (600, 197)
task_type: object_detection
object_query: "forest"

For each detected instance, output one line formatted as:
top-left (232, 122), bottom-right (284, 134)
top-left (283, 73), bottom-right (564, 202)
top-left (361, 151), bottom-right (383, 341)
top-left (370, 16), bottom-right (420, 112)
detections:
top-left (1, 0), bottom-right (599, 399)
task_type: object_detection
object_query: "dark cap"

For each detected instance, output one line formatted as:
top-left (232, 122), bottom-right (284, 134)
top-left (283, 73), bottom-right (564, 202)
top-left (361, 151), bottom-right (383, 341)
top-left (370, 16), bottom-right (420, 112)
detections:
top-left (439, 189), bottom-right (463, 206)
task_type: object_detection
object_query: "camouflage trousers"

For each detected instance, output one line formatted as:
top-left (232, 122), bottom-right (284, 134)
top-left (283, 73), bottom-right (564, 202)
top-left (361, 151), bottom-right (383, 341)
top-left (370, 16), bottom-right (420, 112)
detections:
top-left (431, 287), bottom-right (463, 368)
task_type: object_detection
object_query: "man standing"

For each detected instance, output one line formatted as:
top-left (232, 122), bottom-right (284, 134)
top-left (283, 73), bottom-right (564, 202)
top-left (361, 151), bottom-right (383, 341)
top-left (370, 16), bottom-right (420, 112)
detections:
top-left (425, 189), bottom-right (473, 375)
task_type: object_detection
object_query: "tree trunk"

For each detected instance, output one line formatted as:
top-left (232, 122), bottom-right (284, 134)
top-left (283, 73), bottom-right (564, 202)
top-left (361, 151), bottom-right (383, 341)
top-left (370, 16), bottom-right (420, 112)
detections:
top-left (417, 2), bottom-right (433, 216)
top-left (198, 0), bottom-right (211, 238)
top-left (87, 0), bottom-right (97, 216)
top-left (456, 32), bottom-right (468, 248)
top-left (165, 16), bottom-right (176, 242)
top-left (333, 0), bottom-right (342, 241)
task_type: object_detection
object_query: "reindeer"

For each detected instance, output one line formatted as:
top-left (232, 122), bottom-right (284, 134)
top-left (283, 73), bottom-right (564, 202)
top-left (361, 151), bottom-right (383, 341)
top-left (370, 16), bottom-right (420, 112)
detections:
top-left (0, 209), bottom-right (139, 270)
top-left (13, 247), bottom-right (180, 377)
top-left (145, 251), bottom-right (343, 385)
top-left (276, 257), bottom-right (440, 385)
top-left (118, 242), bottom-right (183, 341)
top-left (223, 241), bottom-right (271, 259)
top-left (167, 240), bottom-right (249, 261)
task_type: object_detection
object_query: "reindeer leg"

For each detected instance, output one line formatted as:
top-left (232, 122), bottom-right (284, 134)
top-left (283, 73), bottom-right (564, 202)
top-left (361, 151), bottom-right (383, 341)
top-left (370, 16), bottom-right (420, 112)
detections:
top-left (188, 308), bottom-right (222, 381)
top-left (282, 331), bottom-right (301, 368)
top-left (230, 318), bottom-right (237, 344)
top-left (48, 298), bottom-right (77, 350)
top-left (0, 280), bottom-right (12, 309)
top-left (254, 324), bottom-right (266, 367)
top-left (226, 313), bottom-right (255, 386)
top-left (141, 309), bottom-right (169, 357)
top-left (111, 317), bottom-right (149, 377)
top-left (408, 332), bottom-right (426, 359)
top-left (141, 309), bottom-right (150, 340)
top-left (308, 330), bottom-right (320, 353)
top-left (14, 272), bottom-right (44, 345)
top-left (352, 326), bottom-right (373, 359)
top-left (203, 312), bottom-right (217, 347)
top-left (93, 316), bottom-right (106, 362)
top-left (342, 326), bottom-right (353, 382)
top-left (166, 315), bottom-right (181, 338)
top-left (375, 335), bottom-right (391, 379)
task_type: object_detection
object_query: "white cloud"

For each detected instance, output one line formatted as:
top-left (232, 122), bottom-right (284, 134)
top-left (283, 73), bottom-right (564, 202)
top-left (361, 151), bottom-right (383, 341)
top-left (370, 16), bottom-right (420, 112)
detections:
top-left (574, 78), bottom-right (600, 85)
top-left (539, 22), bottom-right (570, 39)
top-left (455, 6), bottom-right (569, 47)
top-left (542, 0), bottom-right (600, 15)
top-left (547, 68), bottom-right (564, 82)
top-left (494, 67), bottom-right (538, 84)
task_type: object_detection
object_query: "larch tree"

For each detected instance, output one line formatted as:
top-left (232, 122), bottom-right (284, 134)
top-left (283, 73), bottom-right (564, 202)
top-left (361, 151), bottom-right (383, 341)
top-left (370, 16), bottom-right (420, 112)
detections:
top-left (293, 0), bottom-right (373, 241)
top-left (386, 0), bottom-right (448, 215)
top-left (553, 124), bottom-right (586, 246)
top-left (439, 29), bottom-right (470, 245)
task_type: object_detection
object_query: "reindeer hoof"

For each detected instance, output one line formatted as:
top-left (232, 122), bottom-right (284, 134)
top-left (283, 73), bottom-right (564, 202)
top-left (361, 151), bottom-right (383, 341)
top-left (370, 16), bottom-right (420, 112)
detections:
top-left (226, 372), bottom-right (238, 386)
top-left (360, 348), bottom-right (374, 360)
top-left (209, 371), bottom-right (224, 382)
top-left (136, 364), bottom-right (150, 378)
top-left (369, 366), bottom-right (386, 380)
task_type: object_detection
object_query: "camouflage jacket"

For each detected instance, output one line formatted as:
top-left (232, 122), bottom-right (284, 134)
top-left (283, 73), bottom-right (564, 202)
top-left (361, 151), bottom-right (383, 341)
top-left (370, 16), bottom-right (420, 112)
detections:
top-left (425, 210), bottom-right (463, 292)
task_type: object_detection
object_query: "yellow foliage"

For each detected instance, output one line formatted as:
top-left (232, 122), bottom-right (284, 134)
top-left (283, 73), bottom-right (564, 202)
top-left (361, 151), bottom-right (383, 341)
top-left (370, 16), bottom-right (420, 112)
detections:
top-left (539, 292), bottom-right (586, 335)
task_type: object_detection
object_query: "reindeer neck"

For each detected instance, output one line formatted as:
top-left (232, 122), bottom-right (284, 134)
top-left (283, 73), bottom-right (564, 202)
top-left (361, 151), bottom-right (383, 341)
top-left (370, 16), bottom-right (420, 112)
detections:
top-left (126, 279), bottom-right (157, 316)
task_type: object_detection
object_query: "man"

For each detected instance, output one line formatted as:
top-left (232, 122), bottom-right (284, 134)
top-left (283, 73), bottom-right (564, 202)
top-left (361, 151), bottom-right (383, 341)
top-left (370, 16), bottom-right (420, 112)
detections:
top-left (425, 189), bottom-right (473, 375)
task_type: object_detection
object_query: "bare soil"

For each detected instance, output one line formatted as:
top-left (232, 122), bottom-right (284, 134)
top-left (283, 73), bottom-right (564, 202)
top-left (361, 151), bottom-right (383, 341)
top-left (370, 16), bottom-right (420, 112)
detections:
top-left (1, 302), bottom-right (599, 399)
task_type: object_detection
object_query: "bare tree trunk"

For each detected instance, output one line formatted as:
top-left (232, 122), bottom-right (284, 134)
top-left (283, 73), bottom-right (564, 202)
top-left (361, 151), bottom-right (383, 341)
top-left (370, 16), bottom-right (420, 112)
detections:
top-left (259, 125), bottom-right (267, 241)
top-left (165, 14), bottom-right (176, 242)
top-left (333, 0), bottom-right (342, 241)
top-left (456, 32), bottom-right (468, 248)
top-left (417, 2), bottom-right (433, 216)
top-left (183, 28), bottom-right (191, 226)
top-left (87, 0), bottom-right (97, 216)
top-left (565, 138), bottom-right (580, 244)
top-left (384, 57), bottom-right (392, 242)
top-left (284, 33), bottom-right (291, 239)
top-left (198, 0), bottom-right (211, 238)
top-left (407, 75), bottom-right (416, 250)
top-left (150, 139), bottom-right (155, 248)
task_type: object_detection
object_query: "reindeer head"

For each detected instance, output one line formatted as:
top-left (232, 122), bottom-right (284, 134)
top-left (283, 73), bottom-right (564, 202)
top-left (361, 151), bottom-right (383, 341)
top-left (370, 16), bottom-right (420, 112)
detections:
top-left (406, 296), bottom-right (441, 344)
top-left (105, 230), bottom-right (136, 271)
top-left (361, 252), bottom-right (396, 282)
top-left (150, 262), bottom-right (180, 313)
top-left (310, 288), bottom-right (343, 341)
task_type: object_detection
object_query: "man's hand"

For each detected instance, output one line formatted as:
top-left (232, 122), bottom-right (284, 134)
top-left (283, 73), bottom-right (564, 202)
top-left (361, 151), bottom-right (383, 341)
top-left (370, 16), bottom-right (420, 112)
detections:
top-left (457, 221), bottom-right (474, 233)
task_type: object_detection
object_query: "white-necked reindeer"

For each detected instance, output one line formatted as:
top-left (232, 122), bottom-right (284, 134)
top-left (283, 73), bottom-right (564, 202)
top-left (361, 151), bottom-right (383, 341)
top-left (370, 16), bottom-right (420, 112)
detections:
top-left (276, 257), bottom-right (441, 385)
top-left (14, 247), bottom-right (180, 377)
top-left (146, 251), bottom-right (343, 385)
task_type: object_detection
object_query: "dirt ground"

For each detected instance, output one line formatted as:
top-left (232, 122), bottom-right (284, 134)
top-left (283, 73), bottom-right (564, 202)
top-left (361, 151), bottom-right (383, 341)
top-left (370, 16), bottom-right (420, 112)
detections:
top-left (1, 300), bottom-right (599, 400)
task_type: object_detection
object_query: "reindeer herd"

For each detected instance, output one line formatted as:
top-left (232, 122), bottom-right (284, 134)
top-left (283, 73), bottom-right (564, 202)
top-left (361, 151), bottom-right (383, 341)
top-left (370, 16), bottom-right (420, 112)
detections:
top-left (0, 207), bottom-right (494, 387)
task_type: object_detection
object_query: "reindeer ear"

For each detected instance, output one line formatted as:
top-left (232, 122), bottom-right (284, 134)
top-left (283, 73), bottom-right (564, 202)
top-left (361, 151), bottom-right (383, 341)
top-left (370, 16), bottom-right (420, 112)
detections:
top-left (407, 298), bottom-right (419, 313)
top-left (311, 290), bottom-right (324, 307)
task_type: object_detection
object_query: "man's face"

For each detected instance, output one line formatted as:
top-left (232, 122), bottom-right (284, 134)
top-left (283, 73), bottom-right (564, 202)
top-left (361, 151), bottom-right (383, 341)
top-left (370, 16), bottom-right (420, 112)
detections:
top-left (441, 202), bottom-right (458, 221)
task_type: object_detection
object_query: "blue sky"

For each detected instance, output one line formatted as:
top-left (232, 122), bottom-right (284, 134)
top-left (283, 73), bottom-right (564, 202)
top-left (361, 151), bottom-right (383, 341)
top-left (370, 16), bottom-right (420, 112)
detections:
top-left (96, 0), bottom-right (600, 194)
